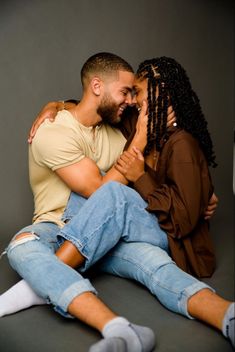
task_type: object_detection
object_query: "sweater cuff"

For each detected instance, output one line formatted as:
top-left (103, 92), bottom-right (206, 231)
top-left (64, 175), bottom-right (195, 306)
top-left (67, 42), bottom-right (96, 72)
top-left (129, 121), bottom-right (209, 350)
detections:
top-left (133, 172), bottom-right (158, 201)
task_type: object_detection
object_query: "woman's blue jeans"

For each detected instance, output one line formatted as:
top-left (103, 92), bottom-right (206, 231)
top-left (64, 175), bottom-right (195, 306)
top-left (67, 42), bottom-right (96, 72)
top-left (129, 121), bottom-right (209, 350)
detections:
top-left (7, 181), bottom-right (212, 318)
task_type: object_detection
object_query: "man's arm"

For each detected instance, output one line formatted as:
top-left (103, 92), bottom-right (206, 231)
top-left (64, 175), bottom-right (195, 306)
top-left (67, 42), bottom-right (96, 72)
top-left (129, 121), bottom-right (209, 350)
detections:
top-left (204, 192), bottom-right (218, 220)
top-left (55, 157), bottom-right (129, 198)
top-left (56, 106), bottom-right (149, 197)
top-left (29, 100), bottom-right (146, 199)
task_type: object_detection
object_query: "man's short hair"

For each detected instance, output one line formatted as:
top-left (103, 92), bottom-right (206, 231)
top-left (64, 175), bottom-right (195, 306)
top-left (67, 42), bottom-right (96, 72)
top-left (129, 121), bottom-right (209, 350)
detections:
top-left (81, 52), bottom-right (134, 87)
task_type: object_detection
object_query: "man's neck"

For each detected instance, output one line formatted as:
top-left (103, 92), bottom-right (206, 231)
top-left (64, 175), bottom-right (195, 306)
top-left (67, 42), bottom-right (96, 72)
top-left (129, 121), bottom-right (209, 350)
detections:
top-left (72, 97), bottom-right (102, 127)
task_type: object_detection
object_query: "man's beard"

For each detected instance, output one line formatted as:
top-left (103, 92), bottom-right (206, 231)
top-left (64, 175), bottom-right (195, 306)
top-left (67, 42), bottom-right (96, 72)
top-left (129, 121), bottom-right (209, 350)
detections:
top-left (97, 94), bottom-right (121, 125)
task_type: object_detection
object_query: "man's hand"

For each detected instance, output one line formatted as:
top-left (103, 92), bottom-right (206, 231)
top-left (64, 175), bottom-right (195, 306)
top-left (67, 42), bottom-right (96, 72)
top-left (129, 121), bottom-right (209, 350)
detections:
top-left (204, 192), bottom-right (218, 220)
top-left (115, 146), bottom-right (145, 182)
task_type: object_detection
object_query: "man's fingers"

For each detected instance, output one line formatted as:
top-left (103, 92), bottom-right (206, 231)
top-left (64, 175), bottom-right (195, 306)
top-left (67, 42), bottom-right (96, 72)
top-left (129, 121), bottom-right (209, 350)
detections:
top-left (209, 192), bottom-right (219, 205)
top-left (207, 204), bottom-right (217, 211)
top-left (204, 209), bottom-right (216, 220)
top-left (204, 210), bottom-right (213, 216)
top-left (206, 204), bottom-right (216, 211)
top-left (205, 214), bottom-right (213, 219)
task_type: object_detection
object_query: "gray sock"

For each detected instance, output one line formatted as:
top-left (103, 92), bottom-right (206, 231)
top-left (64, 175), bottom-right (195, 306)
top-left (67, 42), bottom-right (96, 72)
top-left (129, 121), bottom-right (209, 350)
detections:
top-left (89, 337), bottom-right (127, 352)
top-left (222, 303), bottom-right (235, 348)
top-left (101, 317), bottom-right (155, 352)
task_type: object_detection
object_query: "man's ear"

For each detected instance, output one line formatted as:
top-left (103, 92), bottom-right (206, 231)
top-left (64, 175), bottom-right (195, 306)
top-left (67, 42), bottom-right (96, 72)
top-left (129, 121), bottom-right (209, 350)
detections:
top-left (91, 77), bottom-right (102, 96)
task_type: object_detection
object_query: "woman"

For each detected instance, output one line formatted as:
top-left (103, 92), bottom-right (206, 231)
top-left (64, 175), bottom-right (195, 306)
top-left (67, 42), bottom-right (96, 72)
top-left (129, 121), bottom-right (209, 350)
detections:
top-left (1, 57), bottom-right (234, 348)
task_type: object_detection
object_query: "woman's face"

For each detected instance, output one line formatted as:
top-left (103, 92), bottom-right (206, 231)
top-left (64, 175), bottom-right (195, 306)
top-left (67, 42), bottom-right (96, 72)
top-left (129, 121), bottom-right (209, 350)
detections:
top-left (132, 77), bottom-right (148, 109)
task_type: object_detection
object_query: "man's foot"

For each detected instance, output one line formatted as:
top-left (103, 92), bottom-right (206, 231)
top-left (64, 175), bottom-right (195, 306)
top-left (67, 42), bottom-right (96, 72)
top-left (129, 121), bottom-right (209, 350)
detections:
top-left (0, 279), bottom-right (45, 317)
top-left (90, 317), bottom-right (155, 352)
top-left (89, 337), bottom-right (127, 352)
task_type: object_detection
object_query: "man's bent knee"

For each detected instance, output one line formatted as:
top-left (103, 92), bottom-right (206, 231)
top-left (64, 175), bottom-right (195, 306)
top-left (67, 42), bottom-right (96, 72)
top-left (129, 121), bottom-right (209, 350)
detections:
top-left (7, 231), bottom-right (40, 264)
top-left (9, 232), bottom-right (40, 250)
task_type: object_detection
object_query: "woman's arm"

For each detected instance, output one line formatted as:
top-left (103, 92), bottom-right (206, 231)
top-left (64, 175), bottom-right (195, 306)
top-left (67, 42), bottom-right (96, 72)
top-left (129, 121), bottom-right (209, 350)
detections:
top-left (28, 100), bottom-right (78, 143)
top-left (115, 138), bottom-right (216, 236)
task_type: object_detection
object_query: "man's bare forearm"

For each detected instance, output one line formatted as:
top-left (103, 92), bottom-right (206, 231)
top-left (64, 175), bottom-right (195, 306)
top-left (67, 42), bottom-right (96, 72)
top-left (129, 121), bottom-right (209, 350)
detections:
top-left (100, 133), bottom-right (146, 187)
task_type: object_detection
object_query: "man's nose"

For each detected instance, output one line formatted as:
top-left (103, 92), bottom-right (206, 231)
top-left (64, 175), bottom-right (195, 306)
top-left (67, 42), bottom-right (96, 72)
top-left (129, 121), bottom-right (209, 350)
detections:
top-left (125, 92), bottom-right (133, 105)
top-left (132, 95), bottom-right (137, 104)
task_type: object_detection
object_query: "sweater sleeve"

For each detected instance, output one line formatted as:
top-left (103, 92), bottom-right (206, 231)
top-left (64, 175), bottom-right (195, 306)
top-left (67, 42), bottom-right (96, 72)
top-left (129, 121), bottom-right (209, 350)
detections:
top-left (133, 136), bottom-right (213, 239)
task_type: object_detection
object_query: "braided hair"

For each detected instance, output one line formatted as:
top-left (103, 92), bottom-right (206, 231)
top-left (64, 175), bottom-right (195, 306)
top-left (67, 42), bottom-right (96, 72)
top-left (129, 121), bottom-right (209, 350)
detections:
top-left (136, 57), bottom-right (217, 167)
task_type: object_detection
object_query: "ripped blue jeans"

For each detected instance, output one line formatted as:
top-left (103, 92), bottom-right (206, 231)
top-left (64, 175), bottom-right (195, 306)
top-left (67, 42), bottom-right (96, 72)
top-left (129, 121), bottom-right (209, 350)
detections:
top-left (7, 222), bottom-right (97, 317)
top-left (7, 181), bottom-right (212, 318)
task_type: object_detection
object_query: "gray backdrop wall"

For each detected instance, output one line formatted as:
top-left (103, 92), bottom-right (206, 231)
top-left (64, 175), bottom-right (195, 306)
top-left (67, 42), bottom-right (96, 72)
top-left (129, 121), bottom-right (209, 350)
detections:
top-left (0, 2), bottom-right (234, 352)
top-left (0, 0), bottom-right (234, 251)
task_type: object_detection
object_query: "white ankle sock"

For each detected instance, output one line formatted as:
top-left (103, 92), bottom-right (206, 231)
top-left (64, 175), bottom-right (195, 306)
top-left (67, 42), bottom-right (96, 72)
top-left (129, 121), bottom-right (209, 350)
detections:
top-left (0, 279), bottom-right (45, 317)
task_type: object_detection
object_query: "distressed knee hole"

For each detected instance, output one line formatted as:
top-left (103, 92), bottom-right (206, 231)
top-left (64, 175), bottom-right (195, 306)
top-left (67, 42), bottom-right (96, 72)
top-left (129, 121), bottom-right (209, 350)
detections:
top-left (14, 232), bottom-right (34, 241)
top-left (9, 232), bottom-right (40, 251)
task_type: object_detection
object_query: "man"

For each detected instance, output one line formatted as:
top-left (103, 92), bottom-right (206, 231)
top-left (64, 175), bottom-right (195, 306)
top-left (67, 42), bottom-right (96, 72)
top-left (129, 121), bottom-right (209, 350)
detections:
top-left (1, 52), bottom-right (157, 352)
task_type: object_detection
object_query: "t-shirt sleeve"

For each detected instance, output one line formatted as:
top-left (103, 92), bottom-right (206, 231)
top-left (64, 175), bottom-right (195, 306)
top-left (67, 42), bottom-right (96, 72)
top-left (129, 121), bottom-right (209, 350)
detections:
top-left (31, 124), bottom-right (85, 171)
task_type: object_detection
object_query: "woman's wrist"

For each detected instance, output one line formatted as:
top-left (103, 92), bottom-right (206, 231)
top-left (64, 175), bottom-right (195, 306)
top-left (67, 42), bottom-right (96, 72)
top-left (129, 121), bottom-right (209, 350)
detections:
top-left (130, 134), bottom-right (146, 152)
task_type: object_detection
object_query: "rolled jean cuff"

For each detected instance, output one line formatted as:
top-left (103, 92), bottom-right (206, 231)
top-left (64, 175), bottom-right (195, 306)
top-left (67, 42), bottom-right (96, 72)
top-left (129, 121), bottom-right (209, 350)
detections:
top-left (54, 279), bottom-right (98, 318)
top-left (179, 281), bottom-right (215, 319)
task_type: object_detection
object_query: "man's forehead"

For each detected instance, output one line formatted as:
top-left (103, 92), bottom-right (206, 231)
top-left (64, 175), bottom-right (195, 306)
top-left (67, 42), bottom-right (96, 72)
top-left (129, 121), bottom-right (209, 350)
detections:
top-left (95, 69), bottom-right (134, 90)
top-left (116, 70), bottom-right (134, 87)
top-left (117, 70), bottom-right (134, 78)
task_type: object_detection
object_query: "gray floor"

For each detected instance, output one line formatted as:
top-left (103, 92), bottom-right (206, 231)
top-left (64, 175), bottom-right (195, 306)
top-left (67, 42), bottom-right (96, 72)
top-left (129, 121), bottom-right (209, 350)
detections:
top-left (0, 213), bottom-right (234, 352)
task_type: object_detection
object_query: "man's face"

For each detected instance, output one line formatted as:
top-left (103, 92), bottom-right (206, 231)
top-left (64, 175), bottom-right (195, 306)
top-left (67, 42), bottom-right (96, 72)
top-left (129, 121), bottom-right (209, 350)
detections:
top-left (97, 70), bottom-right (134, 125)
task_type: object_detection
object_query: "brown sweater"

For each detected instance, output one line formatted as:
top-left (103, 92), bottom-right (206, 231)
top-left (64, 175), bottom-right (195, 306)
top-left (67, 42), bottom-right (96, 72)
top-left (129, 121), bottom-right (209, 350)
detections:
top-left (119, 108), bottom-right (216, 278)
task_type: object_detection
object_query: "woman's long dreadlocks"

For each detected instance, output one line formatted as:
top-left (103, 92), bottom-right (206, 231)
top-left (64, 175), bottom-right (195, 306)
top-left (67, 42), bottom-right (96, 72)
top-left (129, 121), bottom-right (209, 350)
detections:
top-left (136, 57), bottom-right (217, 167)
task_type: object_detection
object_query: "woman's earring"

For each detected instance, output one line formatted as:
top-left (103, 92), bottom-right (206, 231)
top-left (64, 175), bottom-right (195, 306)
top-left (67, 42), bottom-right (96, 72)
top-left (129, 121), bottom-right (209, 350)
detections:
top-left (173, 122), bottom-right (177, 127)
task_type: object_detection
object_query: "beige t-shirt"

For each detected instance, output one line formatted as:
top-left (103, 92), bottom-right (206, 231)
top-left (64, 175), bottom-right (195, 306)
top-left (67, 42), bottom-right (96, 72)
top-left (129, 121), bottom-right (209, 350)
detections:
top-left (29, 110), bottom-right (126, 227)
